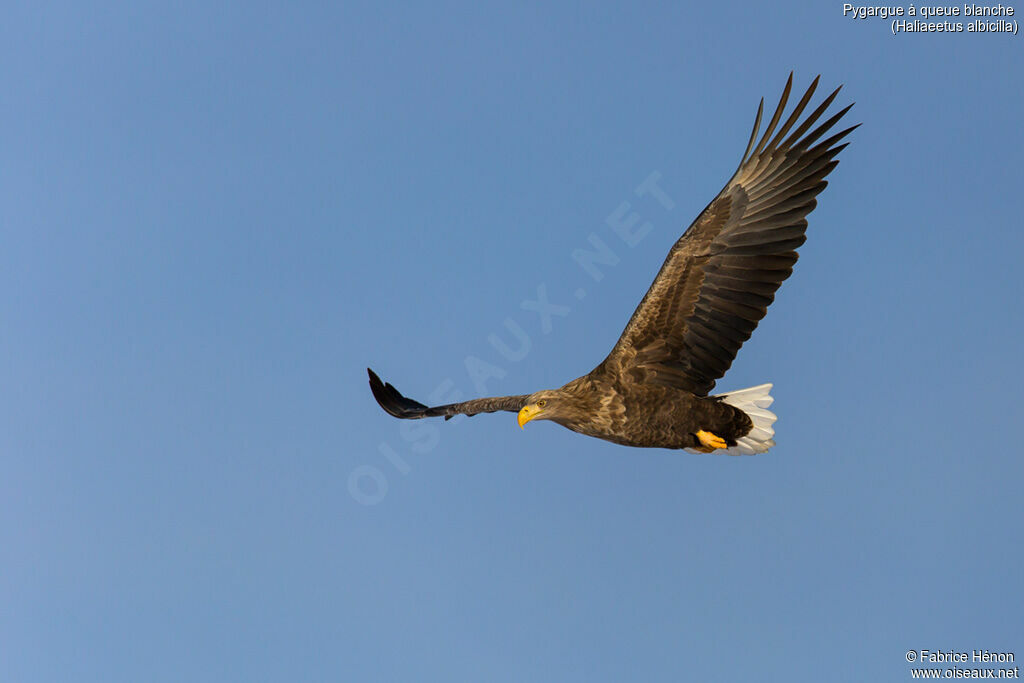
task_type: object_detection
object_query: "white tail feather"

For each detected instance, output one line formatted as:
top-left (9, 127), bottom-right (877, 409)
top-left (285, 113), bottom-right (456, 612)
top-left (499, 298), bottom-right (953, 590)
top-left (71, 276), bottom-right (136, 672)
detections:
top-left (686, 383), bottom-right (777, 456)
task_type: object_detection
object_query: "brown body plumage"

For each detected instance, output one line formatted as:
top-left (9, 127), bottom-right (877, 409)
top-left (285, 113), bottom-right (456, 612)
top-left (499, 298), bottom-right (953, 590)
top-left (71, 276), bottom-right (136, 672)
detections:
top-left (541, 373), bottom-right (753, 449)
top-left (368, 74), bottom-right (855, 454)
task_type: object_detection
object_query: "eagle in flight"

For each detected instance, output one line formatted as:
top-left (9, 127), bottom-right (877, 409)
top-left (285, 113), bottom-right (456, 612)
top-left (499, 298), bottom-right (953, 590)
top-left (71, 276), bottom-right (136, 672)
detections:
top-left (368, 74), bottom-right (855, 454)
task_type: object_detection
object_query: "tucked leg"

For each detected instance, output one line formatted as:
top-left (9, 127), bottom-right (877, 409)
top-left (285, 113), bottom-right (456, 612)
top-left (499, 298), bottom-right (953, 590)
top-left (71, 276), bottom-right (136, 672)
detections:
top-left (695, 429), bottom-right (728, 452)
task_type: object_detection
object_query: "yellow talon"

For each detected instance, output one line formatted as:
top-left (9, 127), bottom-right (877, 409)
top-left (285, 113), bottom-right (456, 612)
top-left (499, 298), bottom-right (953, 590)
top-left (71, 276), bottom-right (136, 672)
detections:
top-left (695, 430), bottom-right (728, 452)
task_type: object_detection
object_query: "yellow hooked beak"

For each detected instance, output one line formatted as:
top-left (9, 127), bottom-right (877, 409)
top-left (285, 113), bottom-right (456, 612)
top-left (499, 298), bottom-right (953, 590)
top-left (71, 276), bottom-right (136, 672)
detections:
top-left (518, 403), bottom-right (543, 429)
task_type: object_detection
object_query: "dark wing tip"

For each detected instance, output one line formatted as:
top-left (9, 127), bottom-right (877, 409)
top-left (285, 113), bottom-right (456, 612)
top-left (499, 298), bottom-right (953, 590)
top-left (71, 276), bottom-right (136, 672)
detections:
top-left (367, 367), bottom-right (430, 419)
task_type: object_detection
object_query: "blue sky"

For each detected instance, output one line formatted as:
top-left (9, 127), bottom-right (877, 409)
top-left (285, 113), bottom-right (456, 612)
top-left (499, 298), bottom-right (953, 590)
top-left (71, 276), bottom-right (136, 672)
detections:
top-left (2, 2), bottom-right (1022, 681)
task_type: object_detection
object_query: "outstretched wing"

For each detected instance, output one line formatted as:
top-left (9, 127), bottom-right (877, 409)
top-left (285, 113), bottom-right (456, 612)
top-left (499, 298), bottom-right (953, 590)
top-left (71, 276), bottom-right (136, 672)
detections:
top-left (600, 74), bottom-right (857, 396)
top-left (368, 368), bottom-right (529, 420)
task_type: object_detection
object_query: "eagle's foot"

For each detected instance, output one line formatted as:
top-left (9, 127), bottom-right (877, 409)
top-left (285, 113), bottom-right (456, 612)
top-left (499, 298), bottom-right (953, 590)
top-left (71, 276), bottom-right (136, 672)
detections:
top-left (695, 429), bottom-right (728, 452)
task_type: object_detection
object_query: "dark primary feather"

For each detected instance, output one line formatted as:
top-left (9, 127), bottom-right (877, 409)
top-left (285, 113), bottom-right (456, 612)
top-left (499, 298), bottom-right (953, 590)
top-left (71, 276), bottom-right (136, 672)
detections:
top-left (367, 368), bottom-right (528, 420)
top-left (599, 73), bottom-right (857, 396)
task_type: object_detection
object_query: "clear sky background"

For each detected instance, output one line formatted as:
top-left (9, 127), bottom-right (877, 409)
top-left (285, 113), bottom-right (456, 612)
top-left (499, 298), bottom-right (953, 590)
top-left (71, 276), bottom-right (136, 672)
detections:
top-left (3, 2), bottom-right (1022, 681)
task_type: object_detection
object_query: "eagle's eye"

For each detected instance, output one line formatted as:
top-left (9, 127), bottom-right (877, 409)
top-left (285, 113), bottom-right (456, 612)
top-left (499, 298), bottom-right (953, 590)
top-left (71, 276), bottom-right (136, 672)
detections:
top-left (537, 399), bottom-right (547, 408)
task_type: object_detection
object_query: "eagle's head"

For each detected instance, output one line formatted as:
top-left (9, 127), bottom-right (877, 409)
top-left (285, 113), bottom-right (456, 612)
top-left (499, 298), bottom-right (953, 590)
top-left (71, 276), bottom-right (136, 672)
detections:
top-left (518, 389), bottom-right (575, 428)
